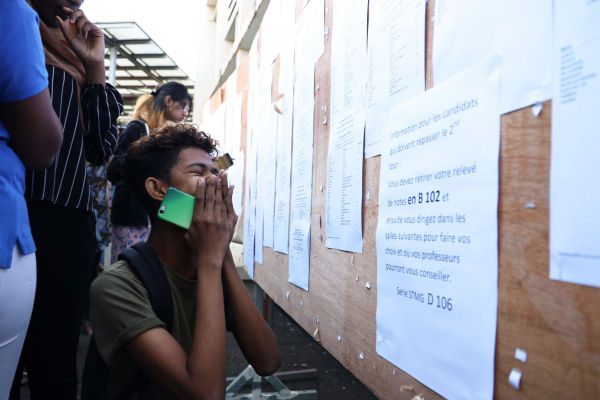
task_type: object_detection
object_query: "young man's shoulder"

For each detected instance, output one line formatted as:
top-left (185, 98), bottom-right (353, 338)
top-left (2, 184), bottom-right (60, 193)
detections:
top-left (91, 260), bottom-right (145, 297)
top-left (90, 260), bottom-right (166, 364)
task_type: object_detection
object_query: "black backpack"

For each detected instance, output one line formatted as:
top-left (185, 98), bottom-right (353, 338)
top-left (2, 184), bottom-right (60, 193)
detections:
top-left (81, 242), bottom-right (173, 400)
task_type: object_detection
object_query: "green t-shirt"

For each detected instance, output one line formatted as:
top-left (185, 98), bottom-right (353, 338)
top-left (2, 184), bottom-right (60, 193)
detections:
top-left (89, 260), bottom-right (197, 399)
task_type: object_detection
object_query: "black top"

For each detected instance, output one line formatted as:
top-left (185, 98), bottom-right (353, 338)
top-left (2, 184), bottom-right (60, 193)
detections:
top-left (108, 120), bottom-right (149, 226)
top-left (26, 65), bottom-right (123, 212)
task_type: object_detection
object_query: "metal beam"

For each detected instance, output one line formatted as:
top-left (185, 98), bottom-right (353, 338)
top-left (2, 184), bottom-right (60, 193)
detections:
top-left (115, 85), bottom-right (154, 90)
top-left (97, 21), bottom-right (194, 117)
top-left (117, 39), bottom-right (152, 45)
top-left (103, 37), bottom-right (152, 46)
top-left (131, 53), bottom-right (172, 59)
top-left (117, 84), bottom-right (194, 89)
top-left (102, 65), bottom-right (179, 71)
top-left (116, 76), bottom-right (188, 81)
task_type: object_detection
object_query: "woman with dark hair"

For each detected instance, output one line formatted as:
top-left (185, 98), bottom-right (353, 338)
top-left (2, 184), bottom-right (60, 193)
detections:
top-left (107, 82), bottom-right (191, 263)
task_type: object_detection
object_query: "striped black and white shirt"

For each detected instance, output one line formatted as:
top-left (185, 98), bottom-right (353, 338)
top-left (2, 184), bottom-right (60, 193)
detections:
top-left (26, 65), bottom-right (123, 212)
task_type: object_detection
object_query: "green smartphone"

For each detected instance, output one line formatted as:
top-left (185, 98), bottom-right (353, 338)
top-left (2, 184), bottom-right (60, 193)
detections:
top-left (157, 187), bottom-right (195, 229)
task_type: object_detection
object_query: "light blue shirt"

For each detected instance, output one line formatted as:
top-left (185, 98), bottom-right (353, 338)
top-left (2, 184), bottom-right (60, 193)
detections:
top-left (0, 0), bottom-right (49, 268)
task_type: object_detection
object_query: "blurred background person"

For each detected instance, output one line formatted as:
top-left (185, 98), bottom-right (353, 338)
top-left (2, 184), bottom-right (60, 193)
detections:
top-left (107, 82), bottom-right (191, 263)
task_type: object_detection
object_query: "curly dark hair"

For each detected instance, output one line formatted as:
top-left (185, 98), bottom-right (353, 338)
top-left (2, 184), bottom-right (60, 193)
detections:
top-left (124, 124), bottom-right (219, 218)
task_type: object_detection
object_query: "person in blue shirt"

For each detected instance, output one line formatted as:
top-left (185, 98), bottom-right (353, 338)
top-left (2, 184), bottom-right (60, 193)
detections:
top-left (10, 1), bottom-right (123, 398)
top-left (0, 0), bottom-right (63, 397)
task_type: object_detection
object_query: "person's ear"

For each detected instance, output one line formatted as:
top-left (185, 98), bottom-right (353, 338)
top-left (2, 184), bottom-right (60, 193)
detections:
top-left (164, 95), bottom-right (174, 108)
top-left (145, 177), bottom-right (168, 203)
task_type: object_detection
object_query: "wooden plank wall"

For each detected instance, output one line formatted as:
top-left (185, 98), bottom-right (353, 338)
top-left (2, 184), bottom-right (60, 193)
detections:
top-left (207, 0), bottom-right (600, 398)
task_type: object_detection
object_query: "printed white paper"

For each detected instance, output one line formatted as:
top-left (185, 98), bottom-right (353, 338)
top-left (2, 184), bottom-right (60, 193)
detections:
top-left (243, 135), bottom-right (257, 278)
top-left (263, 94), bottom-right (277, 249)
top-left (550, 0), bottom-right (600, 288)
top-left (229, 151), bottom-right (244, 216)
top-left (273, 1), bottom-right (296, 254)
top-left (376, 58), bottom-right (500, 400)
top-left (243, 40), bottom-right (259, 278)
top-left (288, 0), bottom-right (324, 290)
top-left (365, 0), bottom-right (425, 158)
top-left (433, 0), bottom-right (551, 114)
top-left (325, 0), bottom-right (368, 252)
top-left (253, 65), bottom-right (274, 263)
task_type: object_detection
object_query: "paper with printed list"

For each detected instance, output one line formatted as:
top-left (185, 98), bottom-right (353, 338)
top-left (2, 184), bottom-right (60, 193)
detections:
top-left (273, 0), bottom-right (296, 255)
top-left (365, 0), bottom-right (425, 158)
top-left (261, 67), bottom-right (278, 250)
top-left (288, 0), bottom-right (324, 290)
top-left (325, 0), bottom-right (368, 253)
top-left (433, 0), bottom-right (551, 114)
top-left (550, 0), bottom-right (600, 288)
top-left (243, 129), bottom-right (257, 278)
top-left (376, 57), bottom-right (500, 400)
top-left (243, 41), bottom-right (259, 278)
top-left (252, 63), bottom-right (278, 262)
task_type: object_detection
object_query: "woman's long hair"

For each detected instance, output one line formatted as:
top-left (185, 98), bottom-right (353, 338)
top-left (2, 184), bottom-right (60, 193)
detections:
top-left (133, 81), bottom-right (191, 129)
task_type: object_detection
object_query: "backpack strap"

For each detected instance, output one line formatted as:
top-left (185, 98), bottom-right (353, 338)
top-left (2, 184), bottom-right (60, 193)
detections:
top-left (116, 242), bottom-right (174, 398)
top-left (118, 241), bottom-right (173, 331)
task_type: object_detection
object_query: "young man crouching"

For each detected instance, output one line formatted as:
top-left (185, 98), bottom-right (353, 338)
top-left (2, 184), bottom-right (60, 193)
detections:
top-left (90, 124), bottom-right (280, 399)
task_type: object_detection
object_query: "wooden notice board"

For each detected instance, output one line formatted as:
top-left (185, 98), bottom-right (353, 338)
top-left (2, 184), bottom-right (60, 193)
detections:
top-left (205, 1), bottom-right (600, 398)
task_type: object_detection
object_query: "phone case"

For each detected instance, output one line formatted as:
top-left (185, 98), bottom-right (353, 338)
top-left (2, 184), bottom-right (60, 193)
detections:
top-left (157, 187), bottom-right (195, 229)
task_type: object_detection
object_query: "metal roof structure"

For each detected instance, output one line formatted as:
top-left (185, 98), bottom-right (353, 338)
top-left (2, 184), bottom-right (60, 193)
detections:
top-left (98, 22), bottom-right (195, 116)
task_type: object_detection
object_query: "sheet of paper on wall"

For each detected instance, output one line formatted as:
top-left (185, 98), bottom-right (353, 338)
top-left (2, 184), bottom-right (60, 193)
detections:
top-left (433, 0), bottom-right (551, 114)
top-left (253, 65), bottom-right (274, 263)
top-left (243, 129), bottom-right (257, 278)
top-left (288, 0), bottom-right (324, 290)
top-left (262, 83), bottom-right (278, 249)
top-left (201, 101), bottom-right (211, 131)
top-left (223, 71), bottom-right (240, 153)
top-left (253, 144), bottom-right (264, 263)
top-left (273, 28), bottom-right (295, 254)
top-left (272, 0), bottom-right (296, 254)
top-left (243, 39), bottom-right (259, 278)
top-left (260, 0), bottom-right (281, 67)
top-left (227, 94), bottom-right (243, 153)
top-left (550, 0), bottom-right (600, 288)
top-left (282, 0), bottom-right (296, 37)
top-left (295, 0), bottom-right (324, 68)
top-left (364, 0), bottom-right (425, 158)
top-left (204, 104), bottom-right (226, 146)
top-left (325, 0), bottom-right (368, 252)
top-left (228, 151), bottom-right (244, 216)
top-left (224, 103), bottom-right (235, 153)
top-left (376, 57), bottom-right (500, 400)
top-left (226, 70), bottom-right (237, 101)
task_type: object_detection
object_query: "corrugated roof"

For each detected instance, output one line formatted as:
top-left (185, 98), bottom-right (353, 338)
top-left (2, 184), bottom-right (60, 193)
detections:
top-left (98, 22), bottom-right (195, 116)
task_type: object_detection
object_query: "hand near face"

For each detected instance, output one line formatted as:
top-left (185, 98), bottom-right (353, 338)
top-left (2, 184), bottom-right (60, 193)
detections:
top-left (185, 176), bottom-right (231, 269)
top-left (218, 170), bottom-right (238, 242)
top-left (56, 7), bottom-right (105, 67)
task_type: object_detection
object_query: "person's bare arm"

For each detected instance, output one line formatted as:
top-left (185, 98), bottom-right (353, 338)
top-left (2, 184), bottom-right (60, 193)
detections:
top-left (222, 249), bottom-right (281, 375)
top-left (2, 88), bottom-right (62, 170)
top-left (126, 176), bottom-right (230, 399)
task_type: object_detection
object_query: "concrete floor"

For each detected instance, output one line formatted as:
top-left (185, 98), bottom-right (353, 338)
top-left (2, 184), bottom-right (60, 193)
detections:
top-left (18, 304), bottom-right (376, 399)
